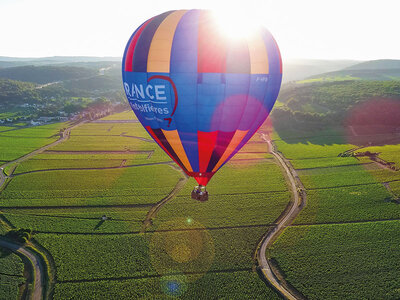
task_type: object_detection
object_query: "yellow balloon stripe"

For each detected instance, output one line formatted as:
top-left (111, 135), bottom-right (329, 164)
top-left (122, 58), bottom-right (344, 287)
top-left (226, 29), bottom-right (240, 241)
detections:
top-left (147, 10), bottom-right (188, 73)
top-left (247, 33), bottom-right (269, 74)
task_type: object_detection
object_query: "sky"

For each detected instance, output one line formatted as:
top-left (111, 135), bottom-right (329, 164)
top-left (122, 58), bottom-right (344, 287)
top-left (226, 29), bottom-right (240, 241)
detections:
top-left (1, 0), bottom-right (399, 61)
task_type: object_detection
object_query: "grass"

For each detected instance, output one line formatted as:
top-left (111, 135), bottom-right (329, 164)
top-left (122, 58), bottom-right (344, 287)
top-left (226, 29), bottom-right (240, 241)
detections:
top-left (270, 220), bottom-right (400, 300)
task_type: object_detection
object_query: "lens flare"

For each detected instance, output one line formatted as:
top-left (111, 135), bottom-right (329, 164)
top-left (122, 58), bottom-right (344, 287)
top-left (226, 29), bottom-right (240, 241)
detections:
top-left (149, 217), bottom-right (215, 284)
top-left (160, 272), bottom-right (188, 297)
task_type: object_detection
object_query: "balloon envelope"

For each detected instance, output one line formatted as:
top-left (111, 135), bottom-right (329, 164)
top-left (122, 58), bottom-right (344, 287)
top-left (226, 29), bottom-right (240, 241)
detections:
top-left (122, 9), bottom-right (282, 186)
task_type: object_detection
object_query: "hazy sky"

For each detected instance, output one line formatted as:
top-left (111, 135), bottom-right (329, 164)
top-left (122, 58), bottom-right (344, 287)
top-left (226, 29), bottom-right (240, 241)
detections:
top-left (1, 0), bottom-right (399, 61)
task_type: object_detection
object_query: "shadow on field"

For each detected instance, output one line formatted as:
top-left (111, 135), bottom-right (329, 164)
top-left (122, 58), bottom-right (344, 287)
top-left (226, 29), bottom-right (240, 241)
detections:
top-left (94, 220), bottom-right (105, 230)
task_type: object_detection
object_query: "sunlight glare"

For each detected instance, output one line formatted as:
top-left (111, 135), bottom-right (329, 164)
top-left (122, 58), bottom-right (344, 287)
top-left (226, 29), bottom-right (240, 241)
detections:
top-left (211, 8), bottom-right (262, 40)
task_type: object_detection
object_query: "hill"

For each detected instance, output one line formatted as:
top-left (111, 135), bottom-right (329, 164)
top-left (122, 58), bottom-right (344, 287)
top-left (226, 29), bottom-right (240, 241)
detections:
top-left (0, 56), bottom-right (121, 68)
top-left (283, 59), bottom-right (360, 82)
top-left (345, 59), bottom-right (400, 70)
top-left (272, 80), bottom-right (400, 131)
top-left (302, 59), bottom-right (400, 82)
top-left (0, 65), bottom-right (99, 84)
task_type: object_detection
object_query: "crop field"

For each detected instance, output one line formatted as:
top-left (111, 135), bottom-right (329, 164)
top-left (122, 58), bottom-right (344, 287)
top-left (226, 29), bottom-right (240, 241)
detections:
top-left (270, 220), bottom-right (400, 300)
top-left (293, 184), bottom-right (398, 224)
top-left (2, 107), bottom-right (397, 299)
top-left (0, 252), bottom-right (25, 300)
top-left (273, 139), bottom-right (355, 159)
top-left (0, 165), bottom-right (182, 207)
top-left (100, 110), bottom-right (137, 120)
top-left (291, 156), bottom-right (361, 169)
top-left (0, 111), bottom-right (294, 299)
top-left (13, 158), bottom-right (126, 174)
top-left (390, 180), bottom-right (400, 195)
top-left (35, 226), bottom-right (269, 282)
top-left (71, 122), bottom-right (151, 139)
top-left (53, 270), bottom-right (279, 300)
top-left (2, 207), bottom-right (149, 233)
top-left (28, 153), bottom-right (288, 298)
top-left (297, 164), bottom-right (381, 189)
top-left (0, 123), bottom-right (67, 161)
top-left (0, 126), bottom-right (16, 132)
top-left (154, 160), bottom-right (290, 229)
top-left (268, 128), bottom-right (400, 299)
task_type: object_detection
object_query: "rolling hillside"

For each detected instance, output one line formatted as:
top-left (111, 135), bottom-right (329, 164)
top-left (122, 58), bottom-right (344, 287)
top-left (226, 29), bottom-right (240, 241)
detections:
top-left (0, 56), bottom-right (121, 68)
top-left (302, 59), bottom-right (400, 82)
top-left (0, 65), bottom-right (98, 84)
top-left (272, 59), bottom-right (400, 133)
top-left (282, 59), bottom-right (360, 82)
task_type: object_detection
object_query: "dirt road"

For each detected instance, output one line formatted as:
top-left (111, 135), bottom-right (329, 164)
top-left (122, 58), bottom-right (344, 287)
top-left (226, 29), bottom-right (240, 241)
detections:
top-left (256, 135), bottom-right (306, 300)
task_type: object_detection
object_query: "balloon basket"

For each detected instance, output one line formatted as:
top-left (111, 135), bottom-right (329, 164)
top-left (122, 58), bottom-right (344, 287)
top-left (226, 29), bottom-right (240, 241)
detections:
top-left (191, 185), bottom-right (208, 202)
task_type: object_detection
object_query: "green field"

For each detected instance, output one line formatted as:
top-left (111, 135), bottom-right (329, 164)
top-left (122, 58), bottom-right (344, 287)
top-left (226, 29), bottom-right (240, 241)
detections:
top-left (1, 107), bottom-right (399, 299)
top-left (0, 250), bottom-right (25, 300)
top-left (53, 270), bottom-right (279, 300)
top-left (1, 165), bottom-right (182, 207)
top-left (0, 123), bottom-right (67, 162)
top-left (0, 113), bottom-right (292, 299)
top-left (269, 128), bottom-right (400, 299)
top-left (99, 110), bottom-right (137, 120)
top-left (270, 221), bottom-right (400, 300)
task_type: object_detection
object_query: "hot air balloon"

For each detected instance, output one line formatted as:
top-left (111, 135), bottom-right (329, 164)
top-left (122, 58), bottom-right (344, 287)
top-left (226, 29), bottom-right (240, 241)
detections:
top-left (122, 9), bottom-right (282, 201)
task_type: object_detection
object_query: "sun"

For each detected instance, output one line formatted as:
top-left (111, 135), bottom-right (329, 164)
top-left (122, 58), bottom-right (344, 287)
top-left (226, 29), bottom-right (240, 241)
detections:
top-left (211, 8), bottom-right (262, 40)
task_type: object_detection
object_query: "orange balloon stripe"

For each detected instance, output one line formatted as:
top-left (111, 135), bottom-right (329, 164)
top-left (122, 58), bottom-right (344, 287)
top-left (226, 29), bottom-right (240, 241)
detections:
top-left (212, 129), bottom-right (248, 172)
top-left (147, 10), bottom-right (187, 73)
top-left (161, 129), bottom-right (193, 172)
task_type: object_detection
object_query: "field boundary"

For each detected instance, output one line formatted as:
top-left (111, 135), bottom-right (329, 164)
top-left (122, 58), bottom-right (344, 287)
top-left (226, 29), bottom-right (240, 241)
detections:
top-left (141, 173), bottom-right (188, 233)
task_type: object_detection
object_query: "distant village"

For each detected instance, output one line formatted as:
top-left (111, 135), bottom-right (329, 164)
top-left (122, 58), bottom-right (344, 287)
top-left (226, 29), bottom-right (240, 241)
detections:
top-left (0, 101), bottom-right (126, 126)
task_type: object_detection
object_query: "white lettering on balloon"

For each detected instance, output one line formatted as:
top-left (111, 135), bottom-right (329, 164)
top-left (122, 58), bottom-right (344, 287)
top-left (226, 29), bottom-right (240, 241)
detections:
top-left (124, 82), bottom-right (170, 116)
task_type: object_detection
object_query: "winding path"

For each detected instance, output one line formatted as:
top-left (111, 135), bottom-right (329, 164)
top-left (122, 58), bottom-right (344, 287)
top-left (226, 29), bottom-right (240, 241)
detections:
top-left (0, 239), bottom-right (44, 300)
top-left (141, 167), bottom-right (188, 233)
top-left (256, 135), bottom-right (306, 300)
